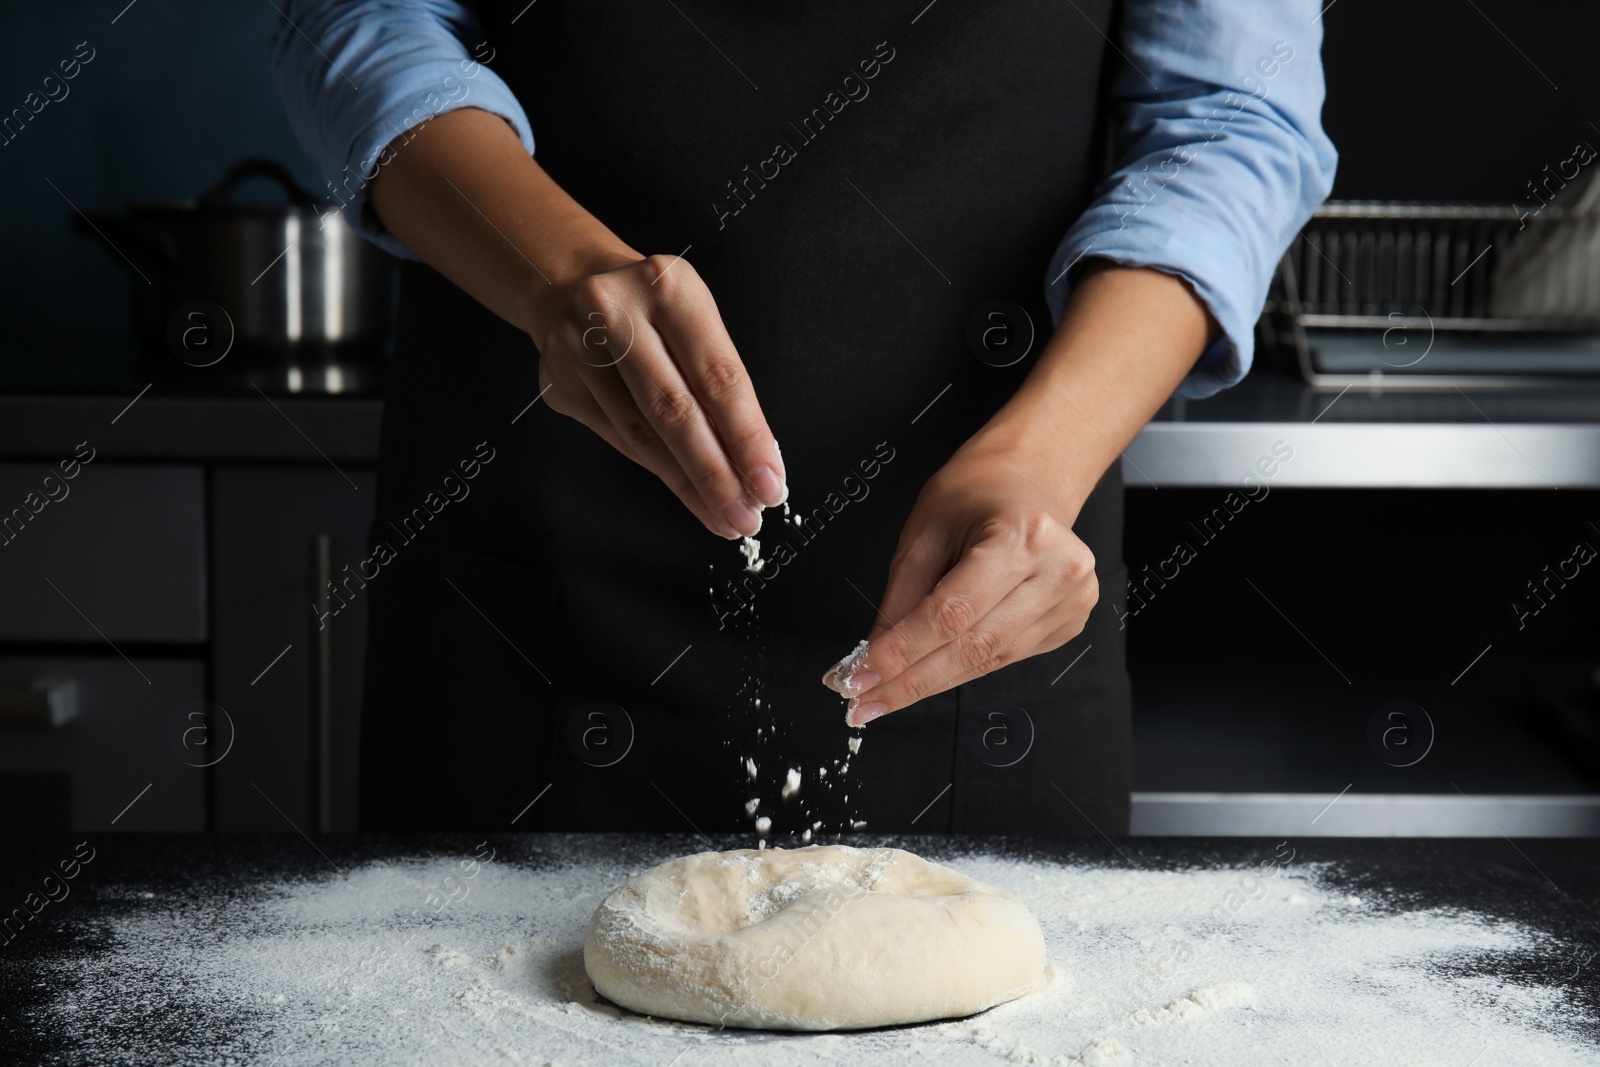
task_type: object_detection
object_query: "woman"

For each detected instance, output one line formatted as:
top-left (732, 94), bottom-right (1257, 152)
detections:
top-left (272, 1), bottom-right (1335, 835)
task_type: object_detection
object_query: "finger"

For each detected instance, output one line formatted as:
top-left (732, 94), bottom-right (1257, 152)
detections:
top-left (866, 534), bottom-right (951, 645)
top-left (546, 353), bottom-right (733, 537)
top-left (564, 267), bottom-right (758, 534)
top-left (646, 256), bottom-right (786, 508)
top-left (850, 576), bottom-right (1058, 723)
top-left (853, 552), bottom-right (1099, 722)
top-left (821, 535), bottom-right (946, 693)
top-left (572, 356), bottom-right (739, 539)
top-left (605, 315), bottom-right (764, 537)
top-left (844, 530), bottom-right (1027, 699)
top-left (1037, 624), bottom-right (1092, 662)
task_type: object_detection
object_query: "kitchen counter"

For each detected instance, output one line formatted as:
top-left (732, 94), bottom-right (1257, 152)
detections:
top-left (0, 393), bottom-right (384, 463)
top-left (4, 368), bottom-right (1599, 482)
top-left (2, 832), bottom-right (1596, 1064)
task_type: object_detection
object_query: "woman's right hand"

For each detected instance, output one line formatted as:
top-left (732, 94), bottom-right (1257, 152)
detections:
top-left (365, 108), bottom-right (783, 539)
top-left (522, 251), bottom-right (786, 539)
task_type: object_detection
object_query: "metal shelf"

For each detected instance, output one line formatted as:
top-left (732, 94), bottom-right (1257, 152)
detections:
top-left (1125, 421), bottom-right (1600, 488)
top-left (1131, 792), bottom-right (1600, 837)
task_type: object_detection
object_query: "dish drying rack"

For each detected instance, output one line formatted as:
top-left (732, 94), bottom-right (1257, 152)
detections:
top-left (1261, 201), bottom-right (1600, 389)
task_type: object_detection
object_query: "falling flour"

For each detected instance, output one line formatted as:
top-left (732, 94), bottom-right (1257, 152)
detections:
top-left (739, 536), bottom-right (765, 574)
top-left (31, 846), bottom-right (1599, 1065)
top-left (828, 640), bottom-right (871, 699)
top-left (729, 492), bottom-right (864, 841)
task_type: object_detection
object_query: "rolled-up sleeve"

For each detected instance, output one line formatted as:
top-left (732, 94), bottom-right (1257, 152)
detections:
top-left (269, 0), bottom-right (536, 260)
top-left (1045, 0), bottom-right (1338, 397)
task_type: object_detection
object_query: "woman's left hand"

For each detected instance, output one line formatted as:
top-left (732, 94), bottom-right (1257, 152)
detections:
top-left (825, 432), bottom-right (1098, 727)
top-left (818, 264), bottom-right (1215, 726)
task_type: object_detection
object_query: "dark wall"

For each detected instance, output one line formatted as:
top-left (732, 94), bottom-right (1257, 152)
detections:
top-left (2, 1), bottom-right (1597, 387)
top-left (0, 2), bottom-right (318, 382)
top-left (1321, 0), bottom-right (1600, 203)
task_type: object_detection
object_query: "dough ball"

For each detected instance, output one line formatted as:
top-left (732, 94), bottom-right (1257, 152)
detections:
top-left (582, 844), bottom-right (1046, 1030)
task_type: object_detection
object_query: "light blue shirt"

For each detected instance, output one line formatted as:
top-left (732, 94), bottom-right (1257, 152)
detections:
top-left (271, 0), bottom-right (1337, 398)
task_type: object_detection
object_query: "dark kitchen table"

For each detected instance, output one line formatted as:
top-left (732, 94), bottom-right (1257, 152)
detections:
top-left (2, 833), bottom-right (1597, 1063)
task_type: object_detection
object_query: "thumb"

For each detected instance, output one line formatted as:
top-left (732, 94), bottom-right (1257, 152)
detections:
top-left (866, 531), bottom-right (949, 644)
top-left (822, 541), bottom-right (942, 696)
top-left (821, 517), bottom-right (948, 694)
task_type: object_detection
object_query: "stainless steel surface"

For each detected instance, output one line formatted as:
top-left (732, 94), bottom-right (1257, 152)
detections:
top-left (1297, 315), bottom-right (1585, 332)
top-left (0, 679), bottom-right (78, 730)
top-left (1123, 422), bottom-right (1600, 487)
top-left (1131, 792), bottom-right (1600, 837)
top-left (1305, 329), bottom-right (1600, 379)
top-left (77, 159), bottom-right (393, 395)
top-left (184, 210), bottom-right (388, 368)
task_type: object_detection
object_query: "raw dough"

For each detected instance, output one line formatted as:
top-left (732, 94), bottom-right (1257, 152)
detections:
top-left (582, 845), bottom-right (1046, 1030)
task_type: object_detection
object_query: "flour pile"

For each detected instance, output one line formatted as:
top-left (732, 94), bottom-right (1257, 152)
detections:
top-left (36, 843), bottom-right (1598, 1065)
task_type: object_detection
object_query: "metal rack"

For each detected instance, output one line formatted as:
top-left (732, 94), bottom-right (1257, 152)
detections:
top-left (1264, 201), bottom-right (1600, 389)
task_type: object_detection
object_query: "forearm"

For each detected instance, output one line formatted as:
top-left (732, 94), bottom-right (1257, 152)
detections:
top-left (369, 106), bottom-right (786, 537)
top-left (367, 106), bottom-right (636, 343)
top-left (972, 262), bottom-right (1216, 517)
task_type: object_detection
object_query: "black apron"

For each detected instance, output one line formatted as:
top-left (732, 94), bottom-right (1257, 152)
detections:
top-left (358, 0), bottom-right (1132, 836)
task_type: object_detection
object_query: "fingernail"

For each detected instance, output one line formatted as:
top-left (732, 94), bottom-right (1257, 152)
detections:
top-left (824, 640), bottom-right (871, 695)
top-left (844, 670), bottom-right (879, 695)
top-left (723, 499), bottom-right (761, 536)
top-left (846, 701), bottom-right (887, 727)
top-left (749, 465), bottom-right (785, 508)
top-left (823, 664), bottom-right (859, 696)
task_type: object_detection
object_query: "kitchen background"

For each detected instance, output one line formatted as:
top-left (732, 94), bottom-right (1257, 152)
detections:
top-left (1, 0), bottom-right (1597, 834)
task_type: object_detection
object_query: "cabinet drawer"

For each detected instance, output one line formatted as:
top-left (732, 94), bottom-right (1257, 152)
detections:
top-left (0, 463), bottom-right (205, 642)
top-left (0, 656), bottom-right (206, 831)
top-left (211, 466), bottom-right (375, 832)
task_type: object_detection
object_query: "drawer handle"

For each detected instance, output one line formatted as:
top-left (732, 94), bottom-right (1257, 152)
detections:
top-left (309, 534), bottom-right (333, 833)
top-left (0, 678), bottom-right (79, 729)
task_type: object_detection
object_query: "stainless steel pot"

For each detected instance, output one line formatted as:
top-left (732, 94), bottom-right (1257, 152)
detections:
top-left (77, 158), bottom-right (395, 395)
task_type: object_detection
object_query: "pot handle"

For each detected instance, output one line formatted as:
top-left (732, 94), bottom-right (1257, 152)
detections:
top-left (199, 157), bottom-right (319, 209)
